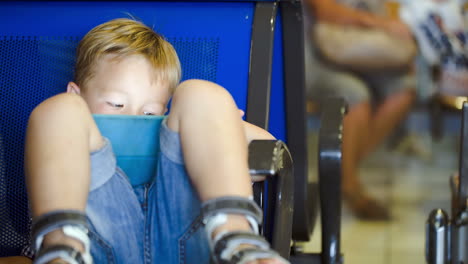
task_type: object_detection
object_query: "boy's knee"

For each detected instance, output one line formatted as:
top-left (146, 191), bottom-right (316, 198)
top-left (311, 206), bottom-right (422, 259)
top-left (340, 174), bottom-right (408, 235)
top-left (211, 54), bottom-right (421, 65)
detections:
top-left (167, 79), bottom-right (238, 132)
top-left (172, 79), bottom-right (235, 108)
top-left (28, 93), bottom-right (103, 152)
top-left (28, 93), bottom-right (93, 131)
top-left (30, 93), bottom-right (89, 121)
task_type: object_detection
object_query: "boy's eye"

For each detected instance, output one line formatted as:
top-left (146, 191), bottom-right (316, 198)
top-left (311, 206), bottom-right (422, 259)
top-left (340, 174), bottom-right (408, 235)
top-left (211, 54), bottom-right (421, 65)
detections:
top-left (143, 111), bottom-right (155, 116)
top-left (107, 102), bottom-right (124, 108)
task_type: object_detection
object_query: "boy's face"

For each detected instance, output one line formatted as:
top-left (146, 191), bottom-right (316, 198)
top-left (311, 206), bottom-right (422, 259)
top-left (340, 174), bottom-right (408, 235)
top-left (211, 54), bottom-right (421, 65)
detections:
top-left (68, 54), bottom-right (171, 116)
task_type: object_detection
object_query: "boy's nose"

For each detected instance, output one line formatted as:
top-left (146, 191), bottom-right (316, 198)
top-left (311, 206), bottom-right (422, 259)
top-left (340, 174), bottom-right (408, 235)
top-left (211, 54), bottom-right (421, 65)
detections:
top-left (123, 108), bottom-right (140, 116)
top-left (128, 107), bottom-right (147, 116)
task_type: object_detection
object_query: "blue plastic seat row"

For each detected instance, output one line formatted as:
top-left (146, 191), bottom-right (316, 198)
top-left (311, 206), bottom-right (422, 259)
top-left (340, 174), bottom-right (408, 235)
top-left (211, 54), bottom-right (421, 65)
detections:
top-left (0, 0), bottom-right (289, 258)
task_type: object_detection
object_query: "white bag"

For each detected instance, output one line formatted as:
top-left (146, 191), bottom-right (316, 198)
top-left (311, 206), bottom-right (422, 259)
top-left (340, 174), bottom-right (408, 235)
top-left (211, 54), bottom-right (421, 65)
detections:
top-left (313, 22), bottom-right (417, 71)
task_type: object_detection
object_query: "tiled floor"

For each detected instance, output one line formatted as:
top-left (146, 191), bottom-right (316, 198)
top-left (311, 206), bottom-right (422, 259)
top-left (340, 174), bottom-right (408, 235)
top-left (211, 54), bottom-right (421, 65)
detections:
top-left (302, 114), bottom-right (459, 264)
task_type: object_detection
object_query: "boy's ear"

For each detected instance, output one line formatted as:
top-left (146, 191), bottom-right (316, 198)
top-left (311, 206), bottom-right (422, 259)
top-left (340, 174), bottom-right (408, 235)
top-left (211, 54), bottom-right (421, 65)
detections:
top-left (67, 82), bottom-right (81, 95)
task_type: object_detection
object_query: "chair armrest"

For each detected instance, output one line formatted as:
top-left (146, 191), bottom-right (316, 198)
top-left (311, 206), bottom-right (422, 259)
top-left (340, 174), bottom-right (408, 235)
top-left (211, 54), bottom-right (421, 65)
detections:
top-left (248, 140), bottom-right (294, 259)
top-left (451, 101), bottom-right (468, 264)
top-left (318, 97), bottom-right (347, 264)
top-left (248, 140), bottom-right (291, 176)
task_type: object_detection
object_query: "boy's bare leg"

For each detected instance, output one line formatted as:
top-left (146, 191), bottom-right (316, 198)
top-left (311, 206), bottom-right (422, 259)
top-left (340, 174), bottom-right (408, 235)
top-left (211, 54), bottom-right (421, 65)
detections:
top-left (167, 80), bottom-right (282, 263)
top-left (167, 79), bottom-right (252, 226)
top-left (25, 93), bottom-right (103, 257)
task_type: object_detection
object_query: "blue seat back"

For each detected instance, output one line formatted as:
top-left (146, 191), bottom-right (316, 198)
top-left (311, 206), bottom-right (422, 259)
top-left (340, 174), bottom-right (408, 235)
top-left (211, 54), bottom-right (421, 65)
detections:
top-left (0, 1), bottom-right (288, 256)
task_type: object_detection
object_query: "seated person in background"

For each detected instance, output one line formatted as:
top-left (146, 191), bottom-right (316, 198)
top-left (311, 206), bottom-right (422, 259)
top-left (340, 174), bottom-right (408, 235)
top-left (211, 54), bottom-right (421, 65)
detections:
top-left (21, 18), bottom-right (288, 264)
top-left (305, 0), bottom-right (416, 220)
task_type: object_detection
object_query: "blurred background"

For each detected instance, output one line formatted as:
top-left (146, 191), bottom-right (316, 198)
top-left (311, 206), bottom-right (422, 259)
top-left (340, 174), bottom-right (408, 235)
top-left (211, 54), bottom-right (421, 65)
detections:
top-left (302, 0), bottom-right (468, 263)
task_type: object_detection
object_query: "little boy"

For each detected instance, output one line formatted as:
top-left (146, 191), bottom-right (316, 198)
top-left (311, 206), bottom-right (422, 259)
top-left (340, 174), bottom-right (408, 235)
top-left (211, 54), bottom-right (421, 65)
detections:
top-left (24, 18), bottom-right (288, 264)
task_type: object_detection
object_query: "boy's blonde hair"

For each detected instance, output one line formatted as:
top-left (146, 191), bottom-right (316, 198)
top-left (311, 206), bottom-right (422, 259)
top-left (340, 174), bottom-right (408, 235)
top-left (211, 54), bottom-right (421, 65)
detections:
top-left (74, 18), bottom-right (181, 92)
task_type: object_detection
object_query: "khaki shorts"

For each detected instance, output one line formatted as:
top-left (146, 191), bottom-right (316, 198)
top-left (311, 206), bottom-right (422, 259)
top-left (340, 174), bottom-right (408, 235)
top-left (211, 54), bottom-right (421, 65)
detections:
top-left (306, 48), bottom-right (416, 107)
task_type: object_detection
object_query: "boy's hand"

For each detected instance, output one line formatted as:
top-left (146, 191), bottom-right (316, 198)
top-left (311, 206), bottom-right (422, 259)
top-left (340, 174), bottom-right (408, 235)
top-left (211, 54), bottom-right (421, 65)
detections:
top-left (239, 109), bottom-right (245, 118)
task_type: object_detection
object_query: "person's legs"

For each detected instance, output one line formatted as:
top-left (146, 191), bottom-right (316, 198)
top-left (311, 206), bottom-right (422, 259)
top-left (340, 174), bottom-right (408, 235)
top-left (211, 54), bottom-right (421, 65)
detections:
top-left (26, 93), bottom-right (102, 217)
top-left (342, 101), bottom-right (394, 220)
top-left (146, 118), bottom-right (210, 264)
top-left (306, 62), bottom-right (390, 219)
top-left (343, 70), bottom-right (416, 220)
top-left (25, 93), bottom-right (103, 258)
top-left (341, 101), bottom-right (371, 195)
top-left (359, 69), bottom-right (417, 159)
top-left (167, 79), bottom-right (252, 201)
top-left (25, 93), bottom-right (145, 263)
top-left (165, 79), bottom-right (286, 264)
top-left (358, 88), bottom-right (416, 161)
top-left (85, 140), bottom-right (145, 264)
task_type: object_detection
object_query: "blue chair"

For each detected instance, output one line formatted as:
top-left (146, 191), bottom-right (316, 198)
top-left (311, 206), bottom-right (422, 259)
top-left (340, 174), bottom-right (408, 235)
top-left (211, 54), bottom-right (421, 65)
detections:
top-left (0, 1), bottom-right (345, 263)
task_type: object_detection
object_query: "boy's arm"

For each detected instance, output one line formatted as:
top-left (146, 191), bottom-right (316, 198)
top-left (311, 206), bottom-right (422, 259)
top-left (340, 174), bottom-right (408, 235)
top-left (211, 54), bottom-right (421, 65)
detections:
top-left (242, 121), bottom-right (275, 182)
top-left (306, 0), bottom-right (412, 39)
top-left (237, 110), bottom-right (275, 142)
top-left (0, 257), bottom-right (32, 264)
